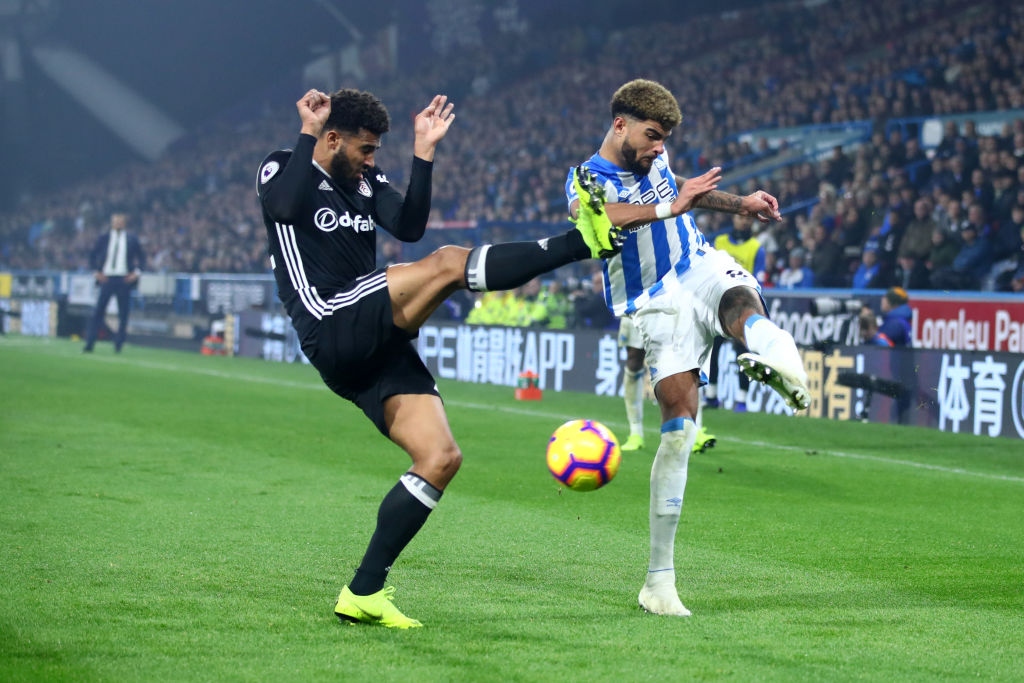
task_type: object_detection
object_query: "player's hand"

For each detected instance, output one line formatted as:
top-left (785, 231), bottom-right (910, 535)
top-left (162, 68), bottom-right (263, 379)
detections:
top-left (672, 167), bottom-right (721, 215)
top-left (413, 95), bottom-right (455, 161)
top-left (125, 272), bottom-right (139, 284)
top-left (742, 190), bottom-right (782, 222)
top-left (94, 272), bottom-right (107, 284)
top-left (297, 89), bottom-right (331, 137)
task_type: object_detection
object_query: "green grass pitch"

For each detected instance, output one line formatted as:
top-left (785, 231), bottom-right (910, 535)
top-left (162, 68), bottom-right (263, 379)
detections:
top-left (2, 336), bottom-right (1023, 681)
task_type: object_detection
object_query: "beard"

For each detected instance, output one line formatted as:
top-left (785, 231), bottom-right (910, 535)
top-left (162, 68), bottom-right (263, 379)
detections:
top-left (621, 139), bottom-right (655, 175)
top-left (327, 149), bottom-right (363, 187)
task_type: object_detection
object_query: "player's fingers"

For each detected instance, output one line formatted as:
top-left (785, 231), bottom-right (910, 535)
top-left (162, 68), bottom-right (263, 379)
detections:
top-left (423, 94), bottom-right (443, 114)
top-left (440, 102), bottom-right (455, 120)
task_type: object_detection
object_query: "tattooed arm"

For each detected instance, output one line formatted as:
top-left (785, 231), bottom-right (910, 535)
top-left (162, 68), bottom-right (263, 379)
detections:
top-left (674, 174), bottom-right (782, 223)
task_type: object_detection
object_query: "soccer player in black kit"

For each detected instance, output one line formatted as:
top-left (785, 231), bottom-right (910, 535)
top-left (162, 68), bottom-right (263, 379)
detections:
top-left (257, 87), bottom-right (634, 628)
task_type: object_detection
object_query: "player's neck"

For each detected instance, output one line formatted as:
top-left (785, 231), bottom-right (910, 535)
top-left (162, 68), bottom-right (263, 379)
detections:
top-left (598, 131), bottom-right (627, 171)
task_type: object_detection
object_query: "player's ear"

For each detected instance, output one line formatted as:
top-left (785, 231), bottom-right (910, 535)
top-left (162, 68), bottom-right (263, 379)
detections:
top-left (323, 129), bottom-right (340, 149)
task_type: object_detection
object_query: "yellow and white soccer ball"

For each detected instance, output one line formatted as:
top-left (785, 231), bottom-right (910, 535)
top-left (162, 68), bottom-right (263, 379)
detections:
top-left (546, 419), bottom-right (621, 491)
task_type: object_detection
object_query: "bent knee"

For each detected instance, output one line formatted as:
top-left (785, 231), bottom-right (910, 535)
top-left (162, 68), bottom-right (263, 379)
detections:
top-left (719, 285), bottom-right (764, 335)
top-left (429, 245), bottom-right (470, 284)
top-left (419, 443), bottom-right (463, 484)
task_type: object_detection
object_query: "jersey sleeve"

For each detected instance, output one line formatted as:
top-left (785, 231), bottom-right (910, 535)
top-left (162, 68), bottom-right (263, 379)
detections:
top-left (371, 157), bottom-right (432, 242)
top-left (565, 167), bottom-right (579, 212)
top-left (257, 134), bottom-right (316, 222)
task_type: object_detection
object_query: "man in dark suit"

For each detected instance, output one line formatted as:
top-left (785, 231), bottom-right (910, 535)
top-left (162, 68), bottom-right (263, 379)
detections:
top-left (83, 212), bottom-right (145, 352)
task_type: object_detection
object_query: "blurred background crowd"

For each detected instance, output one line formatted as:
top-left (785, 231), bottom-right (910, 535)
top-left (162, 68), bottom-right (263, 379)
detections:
top-left (1, 0), bottom-right (1022, 329)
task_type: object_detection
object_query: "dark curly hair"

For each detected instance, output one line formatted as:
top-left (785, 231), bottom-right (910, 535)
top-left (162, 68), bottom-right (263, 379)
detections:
top-left (324, 88), bottom-right (391, 136)
top-left (610, 79), bottom-right (682, 131)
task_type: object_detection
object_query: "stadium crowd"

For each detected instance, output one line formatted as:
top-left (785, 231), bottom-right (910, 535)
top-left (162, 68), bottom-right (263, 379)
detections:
top-left (1, 0), bottom-right (1022, 307)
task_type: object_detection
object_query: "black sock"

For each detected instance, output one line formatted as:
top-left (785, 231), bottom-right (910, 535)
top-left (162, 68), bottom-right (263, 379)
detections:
top-left (348, 473), bottom-right (442, 596)
top-left (465, 229), bottom-right (591, 291)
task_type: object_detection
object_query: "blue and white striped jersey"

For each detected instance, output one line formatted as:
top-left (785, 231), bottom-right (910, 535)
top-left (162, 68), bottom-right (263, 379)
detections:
top-left (565, 150), bottom-right (708, 316)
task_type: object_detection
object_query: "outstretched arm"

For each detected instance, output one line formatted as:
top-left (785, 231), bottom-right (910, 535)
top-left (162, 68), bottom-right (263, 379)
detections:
top-left (674, 174), bottom-right (782, 223)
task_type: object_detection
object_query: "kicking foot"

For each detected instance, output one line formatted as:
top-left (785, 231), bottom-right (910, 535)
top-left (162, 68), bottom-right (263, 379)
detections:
top-left (737, 352), bottom-right (810, 411)
top-left (692, 426), bottom-right (716, 453)
top-left (572, 166), bottom-right (624, 258)
top-left (621, 433), bottom-right (645, 451)
top-left (334, 585), bottom-right (422, 629)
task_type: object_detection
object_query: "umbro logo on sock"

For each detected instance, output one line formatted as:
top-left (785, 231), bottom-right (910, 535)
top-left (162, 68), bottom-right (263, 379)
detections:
top-left (319, 180), bottom-right (332, 191)
top-left (666, 497), bottom-right (682, 508)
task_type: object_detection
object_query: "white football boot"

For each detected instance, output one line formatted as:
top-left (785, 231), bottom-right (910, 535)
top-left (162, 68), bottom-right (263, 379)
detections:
top-left (737, 352), bottom-right (810, 410)
top-left (638, 571), bottom-right (692, 617)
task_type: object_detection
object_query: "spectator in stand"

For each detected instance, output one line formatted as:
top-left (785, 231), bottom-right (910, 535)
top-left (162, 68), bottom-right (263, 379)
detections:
top-left (993, 204), bottom-right (1024, 291)
top-left (924, 226), bottom-right (960, 286)
top-left (931, 204), bottom-right (993, 290)
top-left (935, 195), bottom-right (965, 234)
top-left (947, 155), bottom-right (971, 196)
top-left (991, 169), bottom-right (1019, 226)
top-left (896, 197), bottom-right (938, 289)
top-left (572, 270), bottom-right (615, 329)
top-left (935, 120), bottom-right (961, 159)
top-left (923, 156), bottom-right (955, 197)
top-left (778, 247), bottom-right (814, 289)
top-left (969, 168), bottom-right (994, 214)
top-left (853, 247), bottom-right (882, 289)
top-left (808, 223), bottom-right (843, 287)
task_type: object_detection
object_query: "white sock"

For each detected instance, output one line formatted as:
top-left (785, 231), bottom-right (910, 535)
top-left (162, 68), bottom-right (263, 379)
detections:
top-left (623, 369), bottom-right (645, 437)
top-left (648, 417), bottom-right (697, 573)
top-left (743, 314), bottom-right (805, 376)
top-left (695, 400), bottom-right (703, 431)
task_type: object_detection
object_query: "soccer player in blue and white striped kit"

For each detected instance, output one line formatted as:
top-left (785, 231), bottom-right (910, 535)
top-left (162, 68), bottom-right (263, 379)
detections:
top-left (566, 79), bottom-right (810, 617)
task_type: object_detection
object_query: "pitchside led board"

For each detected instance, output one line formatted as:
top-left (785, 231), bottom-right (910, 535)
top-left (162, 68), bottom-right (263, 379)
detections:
top-left (231, 289), bottom-right (1024, 441)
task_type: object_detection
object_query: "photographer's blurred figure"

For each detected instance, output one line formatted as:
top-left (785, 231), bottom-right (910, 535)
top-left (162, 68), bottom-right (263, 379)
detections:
top-left (858, 308), bottom-right (893, 347)
top-left (864, 287), bottom-right (912, 348)
top-left (83, 212), bottom-right (145, 353)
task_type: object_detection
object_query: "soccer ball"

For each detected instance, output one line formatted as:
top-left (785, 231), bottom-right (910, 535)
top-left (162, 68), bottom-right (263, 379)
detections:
top-left (546, 419), bottom-right (621, 491)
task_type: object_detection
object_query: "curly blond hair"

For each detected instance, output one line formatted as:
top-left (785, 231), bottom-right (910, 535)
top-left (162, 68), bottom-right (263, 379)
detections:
top-left (610, 79), bottom-right (682, 131)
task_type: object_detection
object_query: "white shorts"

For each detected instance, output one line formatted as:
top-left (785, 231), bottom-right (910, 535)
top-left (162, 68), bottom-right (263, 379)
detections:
top-left (617, 315), bottom-right (643, 349)
top-left (630, 248), bottom-right (759, 388)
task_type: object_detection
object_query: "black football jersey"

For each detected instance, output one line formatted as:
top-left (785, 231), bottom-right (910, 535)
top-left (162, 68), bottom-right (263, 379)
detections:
top-left (256, 134), bottom-right (432, 331)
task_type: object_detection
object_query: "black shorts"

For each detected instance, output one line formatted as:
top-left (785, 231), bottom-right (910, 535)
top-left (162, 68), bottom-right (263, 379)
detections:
top-left (304, 269), bottom-right (440, 436)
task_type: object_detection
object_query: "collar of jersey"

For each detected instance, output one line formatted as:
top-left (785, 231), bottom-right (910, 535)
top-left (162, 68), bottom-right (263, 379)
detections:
top-left (585, 152), bottom-right (631, 177)
top-left (312, 160), bottom-right (332, 179)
